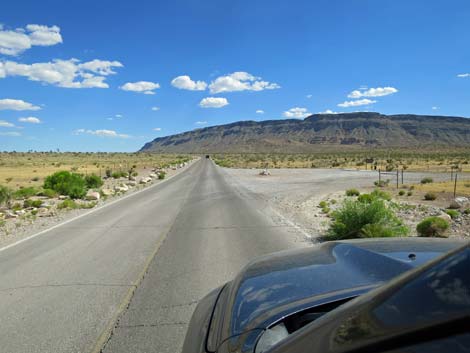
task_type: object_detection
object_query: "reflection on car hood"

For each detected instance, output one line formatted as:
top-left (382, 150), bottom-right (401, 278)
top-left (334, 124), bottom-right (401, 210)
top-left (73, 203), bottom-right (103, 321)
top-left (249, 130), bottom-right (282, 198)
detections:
top-left (222, 238), bottom-right (463, 340)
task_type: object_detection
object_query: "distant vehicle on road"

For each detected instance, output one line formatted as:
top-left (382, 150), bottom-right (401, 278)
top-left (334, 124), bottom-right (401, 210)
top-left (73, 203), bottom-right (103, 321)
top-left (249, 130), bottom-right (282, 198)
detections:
top-left (183, 238), bottom-right (469, 353)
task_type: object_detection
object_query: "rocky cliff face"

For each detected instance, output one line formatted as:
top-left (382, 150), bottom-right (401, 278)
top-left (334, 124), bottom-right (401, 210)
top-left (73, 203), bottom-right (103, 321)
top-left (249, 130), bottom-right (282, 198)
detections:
top-left (140, 112), bottom-right (470, 153)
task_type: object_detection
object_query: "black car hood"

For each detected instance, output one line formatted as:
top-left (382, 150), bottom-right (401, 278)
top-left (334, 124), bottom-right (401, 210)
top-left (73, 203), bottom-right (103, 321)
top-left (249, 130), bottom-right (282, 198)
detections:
top-left (211, 238), bottom-right (463, 351)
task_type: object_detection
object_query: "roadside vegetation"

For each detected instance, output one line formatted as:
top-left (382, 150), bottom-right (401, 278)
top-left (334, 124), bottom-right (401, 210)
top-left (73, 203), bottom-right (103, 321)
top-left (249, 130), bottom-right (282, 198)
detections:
top-left (0, 153), bottom-right (194, 238)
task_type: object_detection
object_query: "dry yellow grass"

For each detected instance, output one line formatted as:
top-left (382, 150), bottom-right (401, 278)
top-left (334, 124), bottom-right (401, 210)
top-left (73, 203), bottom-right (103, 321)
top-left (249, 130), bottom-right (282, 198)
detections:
top-left (0, 152), bottom-right (192, 189)
top-left (413, 180), bottom-right (470, 195)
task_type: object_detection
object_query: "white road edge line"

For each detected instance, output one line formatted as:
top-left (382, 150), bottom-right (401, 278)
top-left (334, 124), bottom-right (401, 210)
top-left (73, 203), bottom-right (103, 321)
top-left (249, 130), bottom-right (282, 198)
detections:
top-left (0, 160), bottom-right (199, 254)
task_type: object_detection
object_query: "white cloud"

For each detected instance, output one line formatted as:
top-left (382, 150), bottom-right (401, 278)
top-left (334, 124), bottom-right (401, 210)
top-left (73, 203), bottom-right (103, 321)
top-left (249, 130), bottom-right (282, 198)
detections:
top-left (0, 120), bottom-right (15, 127)
top-left (432, 106), bottom-right (439, 110)
top-left (74, 129), bottom-right (129, 138)
top-left (318, 109), bottom-right (338, 114)
top-left (0, 131), bottom-right (21, 136)
top-left (457, 73), bottom-right (470, 78)
top-left (347, 86), bottom-right (398, 98)
top-left (256, 109), bottom-right (265, 114)
top-left (153, 127), bottom-right (162, 131)
top-left (120, 81), bottom-right (160, 94)
top-left (195, 121), bottom-right (207, 125)
top-left (0, 24), bottom-right (62, 56)
top-left (306, 94), bottom-right (312, 99)
top-left (199, 97), bottom-right (229, 108)
top-left (0, 59), bottom-right (123, 88)
top-left (209, 72), bottom-right (280, 94)
top-left (115, 114), bottom-right (123, 118)
top-left (338, 99), bottom-right (376, 108)
top-left (282, 107), bottom-right (311, 119)
top-left (18, 116), bottom-right (41, 124)
top-left (0, 98), bottom-right (41, 110)
top-left (171, 75), bottom-right (207, 91)
top-left (151, 106), bottom-right (160, 111)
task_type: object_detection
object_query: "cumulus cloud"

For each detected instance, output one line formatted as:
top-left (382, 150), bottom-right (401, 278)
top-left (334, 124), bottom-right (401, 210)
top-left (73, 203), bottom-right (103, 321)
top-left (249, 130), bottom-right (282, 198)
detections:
top-left (153, 127), bottom-right (162, 131)
top-left (171, 75), bottom-right (207, 91)
top-left (0, 131), bottom-right (21, 136)
top-left (0, 98), bottom-right (41, 110)
top-left (0, 120), bottom-right (15, 127)
top-left (195, 121), bottom-right (207, 125)
top-left (18, 116), bottom-right (41, 123)
top-left (318, 109), bottom-right (338, 114)
top-left (120, 81), bottom-right (160, 94)
top-left (338, 99), bottom-right (376, 108)
top-left (256, 109), bottom-right (265, 114)
top-left (74, 129), bottom-right (129, 138)
top-left (457, 73), bottom-right (470, 78)
top-left (151, 106), bottom-right (160, 111)
top-left (0, 24), bottom-right (62, 56)
top-left (209, 72), bottom-right (280, 94)
top-left (282, 107), bottom-right (311, 119)
top-left (347, 86), bottom-right (398, 98)
top-left (306, 94), bottom-right (313, 99)
top-left (0, 59), bottom-right (123, 88)
top-left (432, 106), bottom-right (439, 110)
top-left (199, 97), bottom-right (229, 108)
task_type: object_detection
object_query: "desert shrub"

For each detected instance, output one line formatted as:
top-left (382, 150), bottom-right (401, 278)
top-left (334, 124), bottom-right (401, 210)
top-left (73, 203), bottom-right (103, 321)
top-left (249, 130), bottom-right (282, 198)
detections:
top-left (416, 217), bottom-right (449, 237)
top-left (330, 199), bottom-right (337, 204)
top-left (31, 176), bottom-right (40, 182)
top-left (407, 191), bottom-right (413, 196)
top-left (421, 177), bottom-right (433, 184)
top-left (80, 201), bottom-right (97, 209)
top-left (132, 171), bottom-right (139, 177)
top-left (464, 208), bottom-right (470, 215)
top-left (374, 179), bottom-right (390, 187)
top-left (445, 209), bottom-right (460, 219)
top-left (57, 199), bottom-right (79, 209)
top-left (12, 202), bottom-right (22, 211)
top-left (398, 190), bottom-right (406, 196)
top-left (23, 199), bottom-right (43, 208)
top-left (358, 193), bottom-right (373, 203)
top-left (371, 189), bottom-right (392, 201)
top-left (111, 171), bottom-right (127, 179)
top-left (84, 174), bottom-right (103, 189)
top-left (345, 189), bottom-right (360, 197)
top-left (43, 171), bottom-right (86, 199)
top-left (158, 171), bottom-right (166, 180)
top-left (465, 183), bottom-right (470, 188)
top-left (321, 206), bottom-right (330, 214)
top-left (105, 169), bottom-right (112, 178)
top-left (424, 192), bottom-right (437, 201)
top-left (37, 188), bottom-right (58, 198)
top-left (326, 199), bottom-right (408, 240)
top-left (13, 187), bottom-right (38, 199)
top-left (0, 185), bottom-right (12, 206)
top-left (319, 201), bottom-right (328, 208)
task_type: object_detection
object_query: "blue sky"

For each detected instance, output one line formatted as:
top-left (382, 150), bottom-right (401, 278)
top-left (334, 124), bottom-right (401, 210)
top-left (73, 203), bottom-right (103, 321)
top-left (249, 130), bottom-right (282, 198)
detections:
top-left (0, 0), bottom-right (469, 152)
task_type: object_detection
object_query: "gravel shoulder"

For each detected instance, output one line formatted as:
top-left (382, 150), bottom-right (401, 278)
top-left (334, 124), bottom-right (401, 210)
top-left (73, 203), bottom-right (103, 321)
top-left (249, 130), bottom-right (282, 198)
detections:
top-left (221, 167), bottom-right (470, 239)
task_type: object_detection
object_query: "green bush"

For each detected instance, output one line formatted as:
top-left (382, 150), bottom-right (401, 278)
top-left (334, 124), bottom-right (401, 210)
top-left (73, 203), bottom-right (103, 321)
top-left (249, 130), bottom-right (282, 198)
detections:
top-left (424, 192), bottom-right (437, 201)
top-left (84, 174), bottom-right (103, 189)
top-left (326, 199), bottom-right (408, 240)
top-left (0, 185), bottom-right (12, 206)
top-left (158, 171), bottom-right (166, 180)
top-left (111, 171), bottom-right (127, 179)
top-left (421, 177), bottom-right (433, 184)
top-left (13, 187), bottom-right (38, 199)
top-left (23, 199), bottom-right (43, 208)
top-left (407, 191), bottom-right (413, 196)
top-left (44, 171), bottom-right (86, 199)
top-left (57, 199), bottom-right (79, 209)
top-left (370, 189), bottom-right (392, 201)
top-left (416, 217), bottom-right (449, 237)
top-left (345, 189), bottom-right (360, 197)
top-left (445, 209), bottom-right (460, 219)
top-left (105, 169), bottom-right (112, 178)
top-left (398, 190), bottom-right (406, 196)
top-left (374, 180), bottom-right (389, 187)
top-left (37, 188), bottom-right (58, 198)
top-left (464, 208), bottom-right (470, 215)
top-left (319, 201), bottom-right (328, 208)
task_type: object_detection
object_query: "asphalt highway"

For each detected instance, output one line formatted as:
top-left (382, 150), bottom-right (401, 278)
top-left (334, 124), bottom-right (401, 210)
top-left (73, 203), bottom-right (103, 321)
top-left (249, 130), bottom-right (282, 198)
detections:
top-left (0, 159), bottom-right (303, 353)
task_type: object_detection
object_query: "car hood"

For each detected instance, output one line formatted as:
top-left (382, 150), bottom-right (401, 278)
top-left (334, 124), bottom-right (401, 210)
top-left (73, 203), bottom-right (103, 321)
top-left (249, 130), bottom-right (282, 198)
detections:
top-left (210, 238), bottom-right (463, 351)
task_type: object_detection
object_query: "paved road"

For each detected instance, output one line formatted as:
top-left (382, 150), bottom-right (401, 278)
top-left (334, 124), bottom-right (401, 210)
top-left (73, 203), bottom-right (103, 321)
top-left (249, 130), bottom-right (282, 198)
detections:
top-left (0, 159), bottom-right (304, 353)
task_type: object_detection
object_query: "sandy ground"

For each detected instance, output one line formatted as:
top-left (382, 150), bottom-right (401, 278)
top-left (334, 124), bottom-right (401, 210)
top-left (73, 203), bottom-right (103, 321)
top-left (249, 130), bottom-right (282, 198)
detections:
top-left (222, 167), bottom-right (470, 239)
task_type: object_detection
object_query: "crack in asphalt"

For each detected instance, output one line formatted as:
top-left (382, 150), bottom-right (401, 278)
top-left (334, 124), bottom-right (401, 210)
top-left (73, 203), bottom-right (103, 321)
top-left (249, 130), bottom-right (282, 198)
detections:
top-left (118, 322), bottom-right (188, 328)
